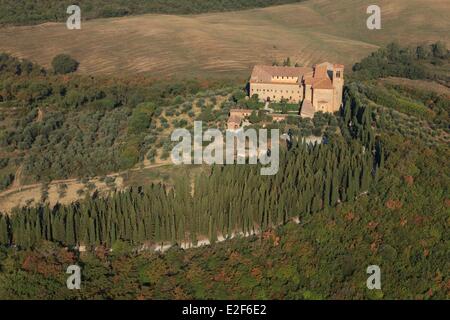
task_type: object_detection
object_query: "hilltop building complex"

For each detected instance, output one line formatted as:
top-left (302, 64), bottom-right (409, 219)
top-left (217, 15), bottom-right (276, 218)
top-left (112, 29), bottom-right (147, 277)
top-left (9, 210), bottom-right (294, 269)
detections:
top-left (249, 62), bottom-right (344, 117)
top-left (227, 62), bottom-right (344, 130)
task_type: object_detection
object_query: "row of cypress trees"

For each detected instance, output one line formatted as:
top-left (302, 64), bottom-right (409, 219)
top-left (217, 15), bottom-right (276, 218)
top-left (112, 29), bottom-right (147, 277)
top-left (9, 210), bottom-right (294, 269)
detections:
top-left (0, 86), bottom-right (383, 249)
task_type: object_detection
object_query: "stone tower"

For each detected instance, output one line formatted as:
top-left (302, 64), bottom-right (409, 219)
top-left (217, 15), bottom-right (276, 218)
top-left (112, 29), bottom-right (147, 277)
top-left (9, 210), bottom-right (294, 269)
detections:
top-left (332, 64), bottom-right (344, 111)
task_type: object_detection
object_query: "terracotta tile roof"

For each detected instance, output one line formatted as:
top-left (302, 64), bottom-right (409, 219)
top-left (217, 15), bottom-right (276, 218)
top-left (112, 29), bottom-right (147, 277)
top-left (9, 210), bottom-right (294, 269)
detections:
top-left (313, 64), bottom-right (330, 79)
top-left (228, 115), bottom-right (242, 124)
top-left (250, 65), bottom-right (313, 83)
top-left (303, 62), bottom-right (335, 89)
top-left (313, 78), bottom-right (334, 89)
top-left (250, 62), bottom-right (341, 90)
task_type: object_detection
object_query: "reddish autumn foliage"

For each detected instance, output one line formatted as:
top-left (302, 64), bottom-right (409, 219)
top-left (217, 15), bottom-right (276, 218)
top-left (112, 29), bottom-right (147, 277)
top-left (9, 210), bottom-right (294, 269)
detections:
top-left (404, 175), bottom-right (414, 186)
top-left (386, 199), bottom-right (403, 209)
top-left (444, 199), bottom-right (450, 207)
top-left (345, 211), bottom-right (355, 221)
top-left (250, 267), bottom-right (263, 280)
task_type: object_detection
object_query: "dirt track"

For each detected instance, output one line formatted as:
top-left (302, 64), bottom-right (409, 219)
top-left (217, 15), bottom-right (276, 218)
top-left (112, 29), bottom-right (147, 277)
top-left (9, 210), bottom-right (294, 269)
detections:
top-left (0, 162), bottom-right (171, 213)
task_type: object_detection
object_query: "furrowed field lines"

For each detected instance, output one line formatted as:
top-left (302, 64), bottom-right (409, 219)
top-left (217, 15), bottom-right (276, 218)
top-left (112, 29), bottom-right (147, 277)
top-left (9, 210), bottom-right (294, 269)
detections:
top-left (2, 0), bottom-right (448, 79)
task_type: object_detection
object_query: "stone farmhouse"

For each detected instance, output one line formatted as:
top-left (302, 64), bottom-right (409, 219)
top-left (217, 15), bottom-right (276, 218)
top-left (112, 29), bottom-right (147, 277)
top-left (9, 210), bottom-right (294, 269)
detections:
top-left (227, 109), bottom-right (252, 130)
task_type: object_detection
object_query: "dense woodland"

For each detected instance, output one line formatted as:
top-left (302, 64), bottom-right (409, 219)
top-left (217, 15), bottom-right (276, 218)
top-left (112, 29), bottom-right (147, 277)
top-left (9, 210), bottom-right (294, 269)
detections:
top-left (0, 0), bottom-right (304, 25)
top-left (0, 131), bottom-right (447, 299)
top-left (352, 42), bottom-right (450, 86)
top-left (0, 43), bottom-right (449, 299)
top-left (350, 42), bottom-right (450, 145)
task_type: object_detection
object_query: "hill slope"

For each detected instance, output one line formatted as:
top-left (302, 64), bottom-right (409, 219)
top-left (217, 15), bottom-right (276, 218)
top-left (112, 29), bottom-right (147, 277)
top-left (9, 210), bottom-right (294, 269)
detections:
top-left (0, 0), bottom-right (448, 78)
top-left (0, 0), bottom-right (305, 26)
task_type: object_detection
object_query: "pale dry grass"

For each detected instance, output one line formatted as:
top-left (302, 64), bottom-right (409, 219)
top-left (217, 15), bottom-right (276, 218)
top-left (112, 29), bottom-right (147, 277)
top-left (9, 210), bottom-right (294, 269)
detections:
top-left (0, 176), bottom-right (124, 213)
top-left (0, 0), bottom-right (448, 79)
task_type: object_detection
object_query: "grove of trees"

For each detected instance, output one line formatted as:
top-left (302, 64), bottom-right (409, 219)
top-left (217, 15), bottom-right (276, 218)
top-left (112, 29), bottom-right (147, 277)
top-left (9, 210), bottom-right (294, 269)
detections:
top-left (0, 53), bottom-right (230, 182)
top-left (352, 42), bottom-right (449, 85)
top-left (0, 86), bottom-right (382, 249)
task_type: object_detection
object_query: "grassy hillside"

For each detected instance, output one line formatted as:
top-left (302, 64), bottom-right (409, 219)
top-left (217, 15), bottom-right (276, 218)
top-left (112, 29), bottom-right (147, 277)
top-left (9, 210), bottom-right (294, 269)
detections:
top-left (0, 0), bottom-right (305, 26)
top-left (0, 0), bottom-right (448, 78)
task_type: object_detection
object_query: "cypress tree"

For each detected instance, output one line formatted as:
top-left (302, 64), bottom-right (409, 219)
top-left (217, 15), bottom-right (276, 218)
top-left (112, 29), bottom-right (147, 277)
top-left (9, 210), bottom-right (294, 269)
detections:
top-left (0, 215), bottom-right (9, 245)
top-left (65, 209), bottom-right (76, 246)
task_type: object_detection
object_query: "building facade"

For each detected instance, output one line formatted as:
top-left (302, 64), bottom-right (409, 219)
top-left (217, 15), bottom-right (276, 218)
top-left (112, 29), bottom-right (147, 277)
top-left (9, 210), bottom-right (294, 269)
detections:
top-left (249, 62), bottom-right (344, 116)
top-left (227, 109), bottom-right (253, 130)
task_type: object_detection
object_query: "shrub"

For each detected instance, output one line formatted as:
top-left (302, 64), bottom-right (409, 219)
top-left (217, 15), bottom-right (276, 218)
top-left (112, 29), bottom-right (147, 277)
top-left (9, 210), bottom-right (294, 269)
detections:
top-left (51, 54), bottom-right (79, 74)
top-left (0, 173), bottom-right (14, 191)
top-left (0, 158), bottom-right (8, 169)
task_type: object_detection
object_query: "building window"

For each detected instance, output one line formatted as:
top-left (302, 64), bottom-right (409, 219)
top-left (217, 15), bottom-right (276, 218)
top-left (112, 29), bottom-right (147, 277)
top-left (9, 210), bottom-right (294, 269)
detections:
top-left (336, 71), bottom-right (341, 78)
